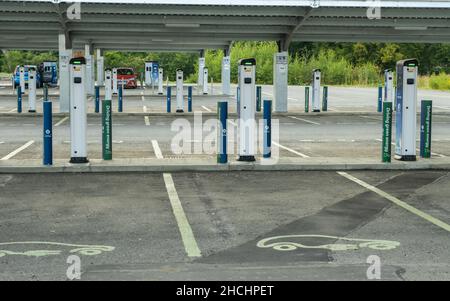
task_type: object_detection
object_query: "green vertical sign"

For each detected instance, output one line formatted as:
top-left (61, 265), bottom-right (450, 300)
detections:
top-left (382, 101), bottom-right (392, 163)
top-left (420, 100), bottom-right (432, 158)
top-left (102, 100), bottom-right (112, 160)
top-left (305, 86), bottom-right (310, 113)
top-left (256, 86), bottom-right (262, 112)
top-left (322, 86), bottom-right (328, 112)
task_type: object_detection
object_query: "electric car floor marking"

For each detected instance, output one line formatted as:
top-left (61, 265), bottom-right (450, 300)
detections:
top-left (338, 171), bottom-right (450, 233)
top-left (272, 141), bottom-right (310, 158)
top-left (201, 106), bottom-right (212, 112)
top-left (1, 140), bottom-right (34, 160)
top-left (144, 116), bottom-right (150, 126)
top-left (151, 139), bottom-right (164, 159)
top-left (288, 116), bottom-right (320, 125)
top-left (54, 116), bottom-right (69, 127)
top-left (163, 173), bottom-right (202, 258)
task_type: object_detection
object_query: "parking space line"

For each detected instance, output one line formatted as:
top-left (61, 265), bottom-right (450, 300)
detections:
top-left (8, 108), bottom-right (17, 113)
top-left (227, 120), bottom-right (237, 127)
top-left (201, 105), bottom-right (212, 112)
top-left (1, 140), bottom-right (34, 160)
top-left (163, 173), bottom-right (202, 258)
top-left (360, 115), bottom-right (382, 121)
top-left (337, 171), bottom-right (450, 233)
top-left (434, 106), bottom-right (450, 110)
top-left (54, 116), bottom-right (69, 127)
top-left (144, 116), bottom-right (150, 126)
top-left (151, 139), bottom-right (164, 159)
top-left (374, 139), bottom-right (447, 158)
top-left (272, 141), bottom-right (310, 158)
top-left (288, 116), bottom-right (320, 125)
top-left (143, 105), bottom-right (147, 113)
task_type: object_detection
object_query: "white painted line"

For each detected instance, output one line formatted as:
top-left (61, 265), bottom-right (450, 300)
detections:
top-left (272, 141), bottom-right (310, 158)
top-left (151, 139), bottom-right (164, 159)
top-left (1, 140), bottom-right (34, 160)
top-left (434, 106), bottom-right (450, 110)
top-left (8, 108), bottom-right (17, 113)
top-left (201, 105), bottom-right (212, 112)
top-left (288, 116), bottom-right (320, 125)
top-left (227, 120), bottom-right (237, 126)
top-left (0, 141), bottom-right (4, 144)
top-left (360, 115), bottom-right (382, 121)
top-left (144, 116), bottom-right (150, 126)
top-left (54, 116), bottom-right (69, 127)
top-left (141, 95), bottom-right (145, 102)
top-left (338, 171), bottom-right (450, 233)
top-left (163, 173), bottom-right (202, 257)
top-left (375, 139), bottom-right (446, 158)
top-left (143, 105), bottom-right (147, 113)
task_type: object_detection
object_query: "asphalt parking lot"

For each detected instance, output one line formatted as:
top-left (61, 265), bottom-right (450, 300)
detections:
top-left (0, 170), bottom-right (449, 280)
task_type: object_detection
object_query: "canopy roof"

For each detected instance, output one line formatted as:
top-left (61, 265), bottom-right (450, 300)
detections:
top-left (1, 0), bottom-right (449, 51)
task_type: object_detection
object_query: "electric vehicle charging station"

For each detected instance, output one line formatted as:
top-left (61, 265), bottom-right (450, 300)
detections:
top-left (27, 67), bottom-right (37, 113)
top-left (273, 52), bottom-right (288, 112)
top-left (19, 66), bottom-right (25, 94)
top-left (384, 69), bottom-right (394, 103)
top-left (203, 67), bottom-right (209, 95)
top-left (69, 57), bottom-right (88, 164)
top-left (105, 68), bottom-right (112, 101)
top-left (222, 56), bottom-right (231, 95)
top-left (312, 69), bottom-right (321, 112)
top-left (237, 58), bottom-right (257, 162)
top-left (112, 68), bottom-right (118, 95)
top-left (158, 68), bottom-right (164, 95)
top-left (395, 59), bottom-right (418, 161)
top-left (145, 61), bottom-right (152, 86)
top-left (198, 57), bottom-right (205, 90)
top-left (176, 69), bottom-right (184, 113)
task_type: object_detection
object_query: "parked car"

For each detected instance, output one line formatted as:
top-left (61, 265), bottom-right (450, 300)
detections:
top-left (116, 67), bottom-right (137, 89)
top-left (13, 65), bottom-right (43, 89)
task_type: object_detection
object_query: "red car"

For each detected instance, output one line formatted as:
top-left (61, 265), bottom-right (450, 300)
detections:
top-left (116, 67), bottom-right (137, 89)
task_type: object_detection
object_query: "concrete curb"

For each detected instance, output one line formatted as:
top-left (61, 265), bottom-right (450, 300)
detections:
top-left (1, 162), bottom-right (449, 173)
top-left (1, 111), bottom-right (450, 118)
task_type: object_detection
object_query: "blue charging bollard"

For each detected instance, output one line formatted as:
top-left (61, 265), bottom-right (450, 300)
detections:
top-left (43, 101), bottom-right (53, 165)
top-left (118, 85), bottom-right (123, 112)
top-left (263, 100), bottom-right (272, 158)
top-left (17, 86), bottom-right (22, 113)
top-left (95, 86), bottom-right (100, 113)
top-left (217, 101), bottom-right (228, 164)
top-left (167, 86), bottom-right (171, 113)
top-left (188, 86), bottom-right (193, 112)
top-left (377, 85), bottom-right (383, 112)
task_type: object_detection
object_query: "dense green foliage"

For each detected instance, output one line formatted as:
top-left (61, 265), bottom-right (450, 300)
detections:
top-left (1, 41), bottom-right (449, 89)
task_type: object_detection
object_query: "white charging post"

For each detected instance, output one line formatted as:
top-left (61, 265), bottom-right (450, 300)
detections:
top-left (69, 57), bottom-right (88, 164)
top-left (112, 68), bottom-right (118, 95)
top-left (203, 67), bottom-right (209, 95)
top-left (104, 68), bottom-right (112, 100)
top-left (384, 69), bottom-right (394, 103)
top-left (19, 66), bottom-right (25, 94)
top-left (145, 61), bottom-right (152, 87)
top-left (158, 68), bottom-right (164, 95)
top-left (222, 56), bottom-right (231, 95)
top-left (28, 67), bottom-right (37, 112)
top-left (237, 58), bottom-right (257, 162)
top-left (395, 59), bottom-right (418, 161)
top-left (273, 52), bottom-right (288, 112)
top-left (176, 69), bottom-right (184, 113)
top-left (312, 69), bottom-right (321, 112)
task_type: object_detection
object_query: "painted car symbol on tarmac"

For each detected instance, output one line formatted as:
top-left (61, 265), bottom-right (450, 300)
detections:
top-left (0, 241), bottom-right (115, 258)
top-left (256, 235), bottom-right (400, 252)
